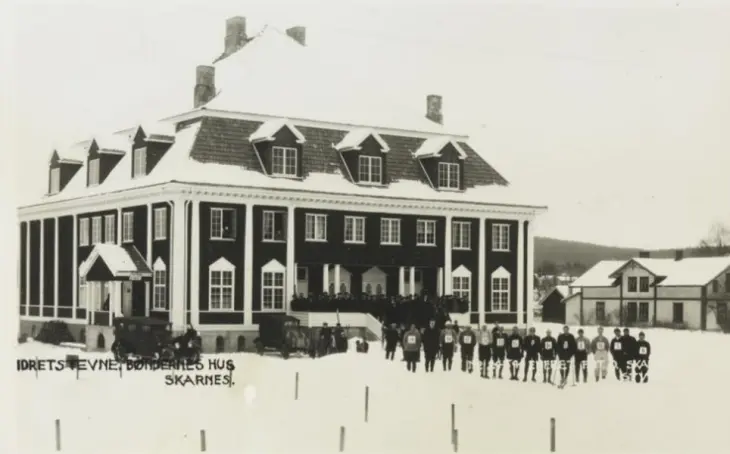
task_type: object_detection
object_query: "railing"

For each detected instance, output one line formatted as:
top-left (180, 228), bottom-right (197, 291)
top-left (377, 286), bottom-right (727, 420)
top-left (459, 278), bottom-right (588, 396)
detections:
top-left (290, 295), bottom-right (469, 318)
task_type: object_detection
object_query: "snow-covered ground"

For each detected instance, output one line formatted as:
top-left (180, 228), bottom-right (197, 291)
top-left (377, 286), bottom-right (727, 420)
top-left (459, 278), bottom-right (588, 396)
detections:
top-left (14, 323), bottom-right (730, 453)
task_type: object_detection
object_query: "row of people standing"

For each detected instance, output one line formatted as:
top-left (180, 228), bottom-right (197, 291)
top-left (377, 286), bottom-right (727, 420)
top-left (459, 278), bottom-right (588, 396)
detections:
top-left (384, 322), bottom-right (652, 384)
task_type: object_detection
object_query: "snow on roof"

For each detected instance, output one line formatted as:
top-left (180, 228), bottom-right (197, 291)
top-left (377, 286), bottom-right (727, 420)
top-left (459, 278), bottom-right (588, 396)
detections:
top-left (57, 140), bottom-right (93, 163)
top-left (413, 136), bottom-right (467, 159)
top-left (79, 243), bottom-right (145, 278)
top-left (204, 27), bottom-right (459, 136)
top-left (650, 256), bottom-right (730, 287)
top-left (141, 121), bottom-right (176, 138)
top-left (334, 128), bottom-right (390, 153)
top-left (570, 260), bottom-right (626, 287)
top-left (610, 257), bottom-right (677, 278)
top-left (249, 119), bottom-right (306, 144)
top-left (94, 133), bottom-right (131, 153)
top-left (555, 285), bottom-right (570, 297)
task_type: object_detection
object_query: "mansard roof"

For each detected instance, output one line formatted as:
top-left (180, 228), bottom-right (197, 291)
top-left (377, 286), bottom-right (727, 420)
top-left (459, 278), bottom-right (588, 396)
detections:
top-left (334, 128), bottom-right (390, 153)
top-left (249, 119), bottom-right (306, 144)
top-left (413, 137), bottom-right (467, 160)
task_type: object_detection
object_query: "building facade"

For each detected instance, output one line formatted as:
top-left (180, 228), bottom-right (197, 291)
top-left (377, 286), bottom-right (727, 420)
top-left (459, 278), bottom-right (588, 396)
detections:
top-left (566, 253), bottom-right (730, 331)
top-left (17, 18), bottom-right (546, 351)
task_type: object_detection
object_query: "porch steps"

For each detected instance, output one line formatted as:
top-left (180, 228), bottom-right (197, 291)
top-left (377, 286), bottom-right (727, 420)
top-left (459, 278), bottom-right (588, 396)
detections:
top-left (290, 312), bottom-right (382, 341)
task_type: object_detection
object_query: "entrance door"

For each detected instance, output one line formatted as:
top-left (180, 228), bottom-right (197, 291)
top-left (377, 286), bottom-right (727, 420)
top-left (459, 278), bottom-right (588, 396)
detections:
top-left (626, 302), bottom-right (638, 324)
top-left (122, 281), bottom-right (133, 317)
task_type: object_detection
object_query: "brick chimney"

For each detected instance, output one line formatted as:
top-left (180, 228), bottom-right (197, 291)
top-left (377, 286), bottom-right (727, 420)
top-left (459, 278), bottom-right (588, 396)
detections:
top-left (675, 249), bottom-right (684, 261)
top-left (639, 251), bottom-right (650, 258)
top-left (426, 94), bottom-right (443, 124)
top-left (286, 26), bottom-right (306, 46)
top-left (194, 65), bottom-right (216, 108)
top-left (224, 16), bottom-right (247, 56)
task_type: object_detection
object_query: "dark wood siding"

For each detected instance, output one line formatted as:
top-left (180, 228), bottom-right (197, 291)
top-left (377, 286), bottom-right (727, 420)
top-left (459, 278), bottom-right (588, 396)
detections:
top-left (294, 208), bottom-right (445, 268)
top-left (451, 217), bottom-right (479, 313)
top-left (541, 291), bottom-right (565, 323)
top-left (252, 205), bottom-right (287, 314)
top-left (77, 208), bottom-right (116, 319)
top-left (122, 205), bottom-right (149, 307)
top-left (59, 163), bottom-right (82, 191)
top-left (57, 216), bottom-right (74, 318)
top-left (146, 141), bottom-right (173, 174)
top-left (19, 222), bottom-right (27, 314)
top-left (42, 218), bottom-right (55, 316)
top-left (484, 219), bottom-right (519, 324)
top-left (150, 202), bottom-right (171, 317)
top-left (186, 202), bottom-right (192, 325)
top-left (29, 220), bottom-right (40, 315)
top-left (198, 202), bottom-right (246, 324)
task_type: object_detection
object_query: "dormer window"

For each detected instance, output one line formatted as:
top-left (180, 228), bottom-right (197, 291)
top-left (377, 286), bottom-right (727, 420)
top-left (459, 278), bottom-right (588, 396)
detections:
top-left (133, 147), bottom-right (147, 178)
top-left (88, 158), bottom-right (100, 186)
top-left (271, 146), bottom-right (297, 177)
top-left (49, 168), bottom-right (60, 194)
top-left (438, 162), bottom-right (460, 189)
top-left (358, 156), bottom-right (382, 184)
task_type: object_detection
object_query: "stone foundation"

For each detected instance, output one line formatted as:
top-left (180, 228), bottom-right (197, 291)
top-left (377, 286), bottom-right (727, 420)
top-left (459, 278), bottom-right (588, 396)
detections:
top-left (200, 329), bottom-right (259, 353)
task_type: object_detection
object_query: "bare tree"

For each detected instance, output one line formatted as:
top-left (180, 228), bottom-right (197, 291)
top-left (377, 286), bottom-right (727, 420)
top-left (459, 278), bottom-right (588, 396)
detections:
top-left (697, 222), bottom-right (730, 257)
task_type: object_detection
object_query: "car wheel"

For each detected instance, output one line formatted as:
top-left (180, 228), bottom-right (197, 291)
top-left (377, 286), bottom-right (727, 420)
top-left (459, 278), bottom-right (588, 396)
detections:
top-left (281, 344), bottom-right (290, 359)
top-left (255, 340), bottom-right (264, 355)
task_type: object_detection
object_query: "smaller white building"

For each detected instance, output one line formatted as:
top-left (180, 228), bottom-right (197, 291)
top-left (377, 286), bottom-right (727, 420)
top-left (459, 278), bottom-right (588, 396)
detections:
top-left (566, 252), bottom-right (730, 331)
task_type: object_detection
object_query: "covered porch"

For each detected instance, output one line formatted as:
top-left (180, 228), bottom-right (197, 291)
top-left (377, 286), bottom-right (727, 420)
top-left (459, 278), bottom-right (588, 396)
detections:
top-left (79, 243), bottom-right (154, 327)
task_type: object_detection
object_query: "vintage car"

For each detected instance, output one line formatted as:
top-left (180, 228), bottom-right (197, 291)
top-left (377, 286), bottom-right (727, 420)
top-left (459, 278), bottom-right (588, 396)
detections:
top-left (253, 313), bottom-right (312, 359)
top-left (111, 317), bottom-right (201, 363)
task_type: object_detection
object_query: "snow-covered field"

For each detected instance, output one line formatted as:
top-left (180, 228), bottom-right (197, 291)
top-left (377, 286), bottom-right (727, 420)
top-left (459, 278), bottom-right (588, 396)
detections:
top-left (14, 323), bottom-right (730, 453)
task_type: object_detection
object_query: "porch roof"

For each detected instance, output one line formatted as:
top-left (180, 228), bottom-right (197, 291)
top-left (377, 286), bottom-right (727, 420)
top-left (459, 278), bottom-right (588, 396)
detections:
top-left (79, 244), bottom-right (152, 281)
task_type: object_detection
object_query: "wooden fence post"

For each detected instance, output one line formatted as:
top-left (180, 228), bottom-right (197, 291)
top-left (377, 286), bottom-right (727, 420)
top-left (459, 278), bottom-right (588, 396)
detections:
top-left (339, 426), bottom-right (345, 452)
top-left (364, 386), bottom-right (369, 422)
top-left (55, 419), bottom-right (61, 451)
top-left (295, 372), bottom-right (299, 400)
top-left (452, 429), bottom-right (459, 452)
top-left (200, 429), bottom-right (207, 452)
top-left (550, 417), bottom-right (556, 452)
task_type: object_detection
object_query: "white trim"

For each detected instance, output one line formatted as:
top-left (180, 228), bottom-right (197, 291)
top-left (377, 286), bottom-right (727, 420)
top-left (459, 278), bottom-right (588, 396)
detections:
top-left (261, 259), bottom-right (285, 272)
top-left (344, 216), bottom-right (366, 244)
top-left (334, 128), bottom-right (391, 153)
top-left (153, 207), bottom-right (167, 240)
top-left (249, 119), bottom-right (307, 144)
top-left (380, 218), bottom-right (401, 245)
top-left (526, 218), bottom-right (535, 328)
top-left (452, 265), bottom-right (471, 278)
top-left (40, 219), bottom-right (44, 312)
top-left (271, 146), bottom-right (298, 177)
top-left (190, 200), bottom-right (201, 327)
top-left (53, 217), bottom-right (59, 317)
top-left (243, 203), bottom-right (254, 326)
top-left (452, 220), bottom-right (471, 250)
top-left (516, 221), bottom-right (524, 327)
top-left (304, 213), bottom-right (327, 242)
top-left (164, 108), bottom-right (470, 141)
top-left (210, 257), bottom-right (235, 271)
top-left (492, 223), bottom-right (510, 252)
top-left (492, 266), bottom-right (510, 278)
top-left (477, 216), bottom-right (486, 319)
top-left (358, 155), bottom-right (383, 184)
top-left (438, 162), bottom-right (460, 190)
top-left (416, 219), bottom-right (437, 246)
top-left (20, 315), bottom-right (88, 324)
top-left (414, 137), bottom-right (469, 160)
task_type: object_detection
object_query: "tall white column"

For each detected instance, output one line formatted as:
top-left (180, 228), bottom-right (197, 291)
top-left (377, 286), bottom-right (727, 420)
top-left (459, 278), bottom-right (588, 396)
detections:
top-left (398, 266), bottom-right (405, 296)
top-left (322, 264), bottom-right (330, 293)
top-left (477, 216), bottom-right (486, 324)
top-left (117, 208), bottom-right (122, 244)
top-left (526, 218), bottom-right (536, 328)
top-left (444, 216), bottom-right (453, 294)
top-left (145, 203), bottom-right (152, 317)
top-left (437, 268), bottom-right (443, 296)
top-left (190, 200), bottom-right (201, 327)
top-left (516, 220), bottom-right (525, 328)
top-left (71, 216), bottom-right (77, 318)
top-left (40, 219), bottom-right (44, 313)
top-left (334, 264), bottom-right (341, 295)
top-left (409, 266), bottom-right (416, 296)
top-left (112, 281), bottom-right (122, 321)
top-left (286, 205), bottom-right (295, 310)
top-left (170, 199), bottom-right (187, 331)
top-left (53, 217), bottom-right (59, 318)
top-left (243, 202), bottom-right (254, 326)
top-left (26, 222), bottom-right (31, 314)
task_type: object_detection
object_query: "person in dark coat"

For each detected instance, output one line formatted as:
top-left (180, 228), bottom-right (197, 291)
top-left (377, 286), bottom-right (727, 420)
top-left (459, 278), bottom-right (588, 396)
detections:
top-left (319, 323), bottom-right (333, 357)
top-left (440, 322), bottom-right (457, 371)
top-left (458, 325), bottom-right (476, 373)
top-left (610, 328), bottom-right (625, 381)
top-left (384, 323), bottom-right (400, 360)
top-left (621, 328), bottom-right (638, 381)
top-left (492, 326), bottom-right (508, 379)
top-left (477, 326), bottom-right (492, 379)
top-left (522, 327), bottom-right (541, 382)
top-left (506, 326), bottom-right (524, 380)
top-left (333, 323), bottom-right (347, 353)
top-left (422, 320), bottom-right (440, 373)
top-left (402, 324), bottom-right (422, 373)
top-left (574, 328), bottom-right (590, 384)
top-left (634, 331), bottom-right (651, 383)
top-left (540, 329), bottom-right (557, 384)
top-left (556, 325), bottom-right (577, 386)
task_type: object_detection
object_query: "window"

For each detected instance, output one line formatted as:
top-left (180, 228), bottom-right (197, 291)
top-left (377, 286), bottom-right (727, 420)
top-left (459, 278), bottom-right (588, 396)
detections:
top-left (452, 221), bottom-right (471, 249)
top-left (121, 212), bottom-right (134, 243)
top-left (262, 211), bottom-right (286, 242)
top-left (492, 224), bottom-right (510, 251)
top-left (595, 301), bottom-right (606, 322)
top-left (380, 218), bottom-right (400, 245)
top-left (627, 277), bottom-right (638, 292)
top-left (344, 216), bottom-right (365, 243)
top-left (626, 302), bottom-right (637, 322)
top-left (438, 162), bottom-right (459, 189)
top-left (211, 208), bottom-right (236, 240)
top-left (639, 302), bottom-right (649, 322)
top-left (153, 259), bottom-right (167, 311)
top-left (305, 213), bottom-right (327, 242)
top-left (297, 267), bottom-right (308, 282)
top-left (376, 284), bottom-right (383, 295)
top-left (209, 258), bottom-right (235, 311)
top-left (672, 302), bottom-right (684, 323)
top-left (717, 302), bottom-right (728, 325)
top-left (79, 218), bottom-right (90, 247)
top-left (365, 283), bottom-right (372, 295)
top-left (262, 264), bottom-right (285, 311)
top-left (712, 280), bottom-right (719, 293)
top-left (50, 168), bottom-right (60, 194)
top-left (639, 277), bottom-right (650, 292)
top-left (491, 277), bottom-right (510, 312)
top-left (154, 208), bottom-right (167, 240)
top-left (358, 155), bottom-right (382, 184)
top-left (271, 146), bottom-right (297, 176)
top-left (88, 158), bottom-right (100, 186)
top-left (78, 275), bottom-right (87, 309)
top-left (453, 276), bottom-right (471, 302)
top-left (416, 220), bottom-right (436, 246)
top-left (133, 148), bottom-right (147, 178)
top-left (91, 216), bottom-right (102, 244)
top-left (104, 214), bottom-right (115, 244)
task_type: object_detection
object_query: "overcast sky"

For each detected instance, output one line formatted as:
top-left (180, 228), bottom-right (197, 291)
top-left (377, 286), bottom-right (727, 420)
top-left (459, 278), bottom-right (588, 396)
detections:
top-left (3, 0), bottom-right (730, 249)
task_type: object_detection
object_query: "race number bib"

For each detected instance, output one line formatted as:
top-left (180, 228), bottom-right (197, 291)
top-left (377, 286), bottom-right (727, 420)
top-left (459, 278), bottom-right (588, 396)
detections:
top-left (444, 335), bottom-right (453, 343)
top-left (639, 346), bottom-right (647, 355)
top-left (463, 335), bottom-right (472, 343)
top-left (577, 341), bottom-right (585, 351)
top-left (562, 341), bottom-right (568, 349)
top-left (596, 341), bottom-right (605, 350)
top-left (614, 342), bottom-right (622, 351)
top-left (511, 339), bottom-right (520, 348)
top-left (407, 335), bottom-right (416, 344)
top-left (496, 338), bottom-right (505, 347)
top-left (545, 341), bottom-right (553, 349)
